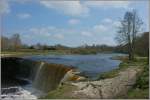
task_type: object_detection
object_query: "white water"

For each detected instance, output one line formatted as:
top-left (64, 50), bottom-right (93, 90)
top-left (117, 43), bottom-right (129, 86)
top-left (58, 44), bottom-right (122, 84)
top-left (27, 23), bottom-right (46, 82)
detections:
top-left (1, 62), bottom-right (45, 100)
top-left (1, 81), bottom-right (45, 100)
top-left (1, 59), bottom-right (67, 100)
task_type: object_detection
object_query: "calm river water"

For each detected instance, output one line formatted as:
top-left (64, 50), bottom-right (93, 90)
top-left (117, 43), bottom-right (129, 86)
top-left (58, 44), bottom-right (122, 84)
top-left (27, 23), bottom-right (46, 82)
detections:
top-left (24, 53), bottom-right (125, 79)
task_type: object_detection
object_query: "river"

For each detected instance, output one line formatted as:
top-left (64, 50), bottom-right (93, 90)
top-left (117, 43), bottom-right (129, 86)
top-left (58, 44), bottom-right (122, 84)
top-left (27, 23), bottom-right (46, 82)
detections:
top-left (23, 53), bottom-right (124, 79)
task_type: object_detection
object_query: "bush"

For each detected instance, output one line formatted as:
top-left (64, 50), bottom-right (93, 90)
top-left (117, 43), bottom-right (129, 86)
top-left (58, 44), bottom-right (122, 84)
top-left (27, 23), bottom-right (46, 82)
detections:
top-left (134, 65), bottom-right (149, 89)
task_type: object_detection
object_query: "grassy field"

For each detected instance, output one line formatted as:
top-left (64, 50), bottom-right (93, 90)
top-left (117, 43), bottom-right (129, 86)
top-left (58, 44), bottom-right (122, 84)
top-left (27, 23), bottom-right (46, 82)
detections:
top-left (41, 84), bottom-right (77, 99)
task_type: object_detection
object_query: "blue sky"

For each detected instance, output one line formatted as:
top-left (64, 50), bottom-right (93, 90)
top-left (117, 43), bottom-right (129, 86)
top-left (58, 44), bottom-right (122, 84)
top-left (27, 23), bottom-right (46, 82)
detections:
top-left (0, 0), bottom-right (149, 47)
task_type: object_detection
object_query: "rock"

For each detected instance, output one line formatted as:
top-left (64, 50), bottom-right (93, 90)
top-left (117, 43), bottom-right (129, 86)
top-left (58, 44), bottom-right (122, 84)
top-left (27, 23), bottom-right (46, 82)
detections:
top-left (70, 67), bottom-right (141, 99)
top-left (76, 76), bottom-right (87, 81)
top-left (60, 69), bottom-right (86, 84)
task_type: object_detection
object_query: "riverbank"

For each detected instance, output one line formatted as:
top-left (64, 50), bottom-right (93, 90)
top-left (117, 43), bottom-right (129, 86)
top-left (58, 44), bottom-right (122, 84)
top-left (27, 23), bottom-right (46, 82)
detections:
top-left (42, 57), bottom-right (149, 99)
top-left (1, 50), bottom-right (116, 57)
top-left (1, 51), bottom-right (66, 57)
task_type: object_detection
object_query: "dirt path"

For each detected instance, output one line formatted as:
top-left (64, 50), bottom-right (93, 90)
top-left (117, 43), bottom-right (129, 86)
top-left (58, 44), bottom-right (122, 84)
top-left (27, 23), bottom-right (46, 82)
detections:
top-left (70, 66), bottom-right (141, 99)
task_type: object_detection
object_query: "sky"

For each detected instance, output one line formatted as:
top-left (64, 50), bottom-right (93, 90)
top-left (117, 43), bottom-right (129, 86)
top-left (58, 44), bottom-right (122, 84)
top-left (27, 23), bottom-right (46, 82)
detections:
top-left (0, 0), bottom-right (149, 47)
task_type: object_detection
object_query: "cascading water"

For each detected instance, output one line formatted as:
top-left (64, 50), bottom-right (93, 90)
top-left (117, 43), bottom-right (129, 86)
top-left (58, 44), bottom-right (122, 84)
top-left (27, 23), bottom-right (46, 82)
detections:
top-left (1, 57), bottom-right (73, 99)
top-left (33, 62), bottom-right (45, 88)
top-left (32, 63), bottom-right (72, 92)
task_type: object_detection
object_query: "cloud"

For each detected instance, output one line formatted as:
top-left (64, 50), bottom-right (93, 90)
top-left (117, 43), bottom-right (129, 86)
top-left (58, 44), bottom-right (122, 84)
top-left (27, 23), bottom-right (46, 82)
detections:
top-left (0, 0), bottom-right (131, 16)
top-left (40, 1), bottom-right (89, 16)
top-left (39, 1), bottom-right (131, 17)
top-left (68, 19), bottom-right (80, 25)
top-left (102, 18), bottom-right (113, 24)
top-left (0, 0), bottom-right (34, 15)
top-left (17, 13), bottom-right (31, 19)
top-left (84, 1), bottom-right (131, 9)
top-left (53, 34), bottom-right (64, 39)
top-left (21, 23), bottom-right (119, 46)
top-left (81, 31), bottom-right (92, 37)
top-left (93, 24), bottom-right (108, 33)
top-left (29, 27), bottom-right (52, 37)
top-left (28, 26), bottom-right (71, 40)
top-left (78, 18), bottom-right (122, 44)
top-left (0, 0), bottom-right (10, 14)
top-left (113, 21), bottom-right (121, 27)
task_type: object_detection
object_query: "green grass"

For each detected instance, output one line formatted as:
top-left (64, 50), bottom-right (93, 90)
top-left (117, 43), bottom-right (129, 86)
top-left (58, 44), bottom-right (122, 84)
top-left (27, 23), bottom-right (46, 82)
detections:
top-left (97, 57), bottom-right (148, 80)
top-left (1, 49), bottom-right (100, 57)
top-left (41, 84), bottom-right (77, 99)
top-left (1, 50), bottom-right (69, 57)
top-left (126, 88), bottom-right (149, 99)
top-left (97, 62), bottom-right (131, 79)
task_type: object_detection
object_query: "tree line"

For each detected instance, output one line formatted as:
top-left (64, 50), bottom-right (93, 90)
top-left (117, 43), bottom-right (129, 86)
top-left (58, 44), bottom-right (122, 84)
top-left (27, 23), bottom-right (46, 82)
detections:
top-left (1, 34), bottom-right (22, 51)
top-left (1, 34), bottom-right (114, 54)
top-left (1, 31), bottom-right (148, 56)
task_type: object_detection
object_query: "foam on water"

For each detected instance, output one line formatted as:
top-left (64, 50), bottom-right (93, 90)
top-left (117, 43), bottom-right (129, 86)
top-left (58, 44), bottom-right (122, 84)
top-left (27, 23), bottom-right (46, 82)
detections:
top-left (1, 81), bottom-right (44, 100)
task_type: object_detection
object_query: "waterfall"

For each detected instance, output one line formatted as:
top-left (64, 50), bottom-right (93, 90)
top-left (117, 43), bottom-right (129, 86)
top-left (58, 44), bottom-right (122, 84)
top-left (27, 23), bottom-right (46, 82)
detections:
top-left (33, 62), bottom-right (45, 84)
top-left (2, 57), bottom-right (73, 94)
top-left (31, 62), bottom-right (72, 92)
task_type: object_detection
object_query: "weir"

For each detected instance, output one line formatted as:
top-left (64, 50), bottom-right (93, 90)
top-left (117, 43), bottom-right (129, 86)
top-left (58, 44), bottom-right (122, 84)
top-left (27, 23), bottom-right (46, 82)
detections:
top-left (1, 57), bottom-right (73, 95)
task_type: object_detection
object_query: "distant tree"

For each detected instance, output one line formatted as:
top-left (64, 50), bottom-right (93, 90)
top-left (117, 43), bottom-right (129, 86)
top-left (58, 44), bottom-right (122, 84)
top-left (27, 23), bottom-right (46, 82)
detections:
top-left (116, 10), bottom-right (143, 60)
top-left (11, 33), bottom-right (22, 51)
top-left (35, 43), bottom-right (42, 50)
top-left (29, 45), bottom-right (34, 49)
top-left (1, 36), bottom-right (10, 51)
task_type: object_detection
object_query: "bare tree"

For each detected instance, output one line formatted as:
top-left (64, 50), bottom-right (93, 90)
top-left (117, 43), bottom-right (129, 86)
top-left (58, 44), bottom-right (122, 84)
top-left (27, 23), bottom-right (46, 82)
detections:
top-left (116, 10), bottom-right (143, 60)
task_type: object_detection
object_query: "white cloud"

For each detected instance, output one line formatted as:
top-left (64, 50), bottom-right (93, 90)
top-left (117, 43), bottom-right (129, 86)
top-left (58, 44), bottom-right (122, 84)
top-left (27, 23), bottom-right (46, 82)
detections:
top-left (29, 27), bottom-right (52, 37)
top-left (68, 19), bottom-right (80, 25)
top-left (22, 23), bottom-right (119, 46)
top-left (102, 18), bottom-right (113, 24)
top-left (0, 0), bottom-right (10, 14)
top-left (84, 1), bottom-right (131, 9)
top-left (28, 26), bottom-right (71, 40)
top-left (40, 1), bottom-right (89, 16)
top-left (39, 1), bottom-right (131, 17)
top-left (78, 19), bottom-right (121, 41)
top-left (0, 0), bottom-right (131, 17)
top-left (17, 13), bottom-right (31, 19)
top-left (113, 21), bottom-right (121, 27)
top-left (81, 31), bottom-right (92, 37)
top-left (93, 24), bottom-right (108, 33)
top-left (53, 34), bottom-right (64, 39)
top-left (0, 0), bottom-right (34, 15)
